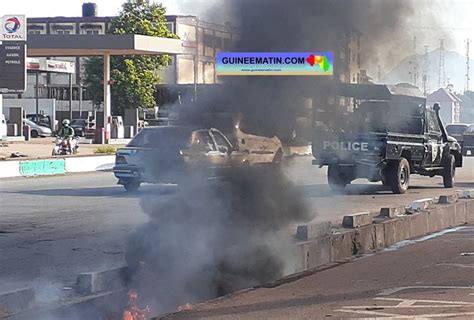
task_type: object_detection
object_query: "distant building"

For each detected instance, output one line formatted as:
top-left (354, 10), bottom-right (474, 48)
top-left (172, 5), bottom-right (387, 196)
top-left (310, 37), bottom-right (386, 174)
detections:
top-left (20, 4), bottom-right (239, 111)
top-left (427, 85), bottom-right (462, 124)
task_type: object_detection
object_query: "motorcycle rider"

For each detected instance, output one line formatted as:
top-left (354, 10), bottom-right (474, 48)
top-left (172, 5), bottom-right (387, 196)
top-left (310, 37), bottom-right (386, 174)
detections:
top-left (57, 119), bottom-right (75, 154)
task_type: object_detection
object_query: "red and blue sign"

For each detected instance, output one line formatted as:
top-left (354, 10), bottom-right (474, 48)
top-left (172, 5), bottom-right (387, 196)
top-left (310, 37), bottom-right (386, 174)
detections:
top-left (4, 17), bottom-right (21, 33)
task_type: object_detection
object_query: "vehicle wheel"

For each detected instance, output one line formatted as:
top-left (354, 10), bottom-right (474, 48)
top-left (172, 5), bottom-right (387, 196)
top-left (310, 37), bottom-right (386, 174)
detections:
top-left (386, 158), bottom-right (410, 194)
top-left (31, 130), bottom-right (39, 138)
top-left (272, 149), bottom-right (283, 165)
top-left (327, 164), bottom-right (350, 191)
top-left (124, 180), bottom-right (141, 192)
top-left (442, 154), bottom-right (455, 188)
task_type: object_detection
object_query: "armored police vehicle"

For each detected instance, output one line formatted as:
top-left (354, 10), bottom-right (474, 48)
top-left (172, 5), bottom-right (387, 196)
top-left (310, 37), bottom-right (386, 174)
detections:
top-left (312, 84), bottom-right (463, 194)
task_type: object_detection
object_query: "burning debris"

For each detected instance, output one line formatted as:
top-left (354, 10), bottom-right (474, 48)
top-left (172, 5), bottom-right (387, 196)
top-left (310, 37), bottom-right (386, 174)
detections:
top-left (122, 289), bottom-right (150, 320)
top-left (176, 303), bottom-right (193, 312)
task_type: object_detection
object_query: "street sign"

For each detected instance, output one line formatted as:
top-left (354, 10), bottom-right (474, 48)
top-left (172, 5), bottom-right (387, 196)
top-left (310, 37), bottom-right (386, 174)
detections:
top-left (0, 41), bottom-right (26, 93)
top-left (26, 58), bottom-right (75, 74)
top-left (0, 15), bottom-right (27, 93)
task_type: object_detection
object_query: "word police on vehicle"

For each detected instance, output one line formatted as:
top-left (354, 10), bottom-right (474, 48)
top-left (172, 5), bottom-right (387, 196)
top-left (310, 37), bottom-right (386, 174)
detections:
top-left (323, 141), bottom-right (369, 151)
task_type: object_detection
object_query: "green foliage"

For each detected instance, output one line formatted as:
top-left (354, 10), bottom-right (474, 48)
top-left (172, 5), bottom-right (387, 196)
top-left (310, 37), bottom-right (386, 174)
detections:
top-left (94, 146), bottom-right (117, 154)
top-left (83, 0), bottom-right (177, 113)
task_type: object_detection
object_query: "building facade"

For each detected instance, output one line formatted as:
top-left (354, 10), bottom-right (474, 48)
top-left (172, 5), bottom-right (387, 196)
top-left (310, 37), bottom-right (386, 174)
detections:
top-left (427, 86), bottom-right (462, 124)
top-left (24, 11), bottom-right (238, 98)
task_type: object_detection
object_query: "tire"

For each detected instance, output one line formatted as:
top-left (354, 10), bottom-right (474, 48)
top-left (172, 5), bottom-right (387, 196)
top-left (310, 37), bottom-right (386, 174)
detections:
top-left (327, 164), bottom-right (351, 191)
top-left (124, 180), bottom-right (141, 192)
top-left (442, 154), bottom-right (455, 188)
top-left (386, 158), bottom-right (410, 194)
top-left (31, 130), bottom-right (39, 138)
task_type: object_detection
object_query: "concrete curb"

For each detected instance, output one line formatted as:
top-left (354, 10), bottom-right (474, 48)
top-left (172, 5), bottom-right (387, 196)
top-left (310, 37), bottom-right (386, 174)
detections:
top-left (76, 266), bottom-right (129, 295)
top-left (0, 155), bottom-right (115, 178)
top-left (0, 288), bottom-right (35, 317)
top-left (294, 192), bottom-right (474, 273)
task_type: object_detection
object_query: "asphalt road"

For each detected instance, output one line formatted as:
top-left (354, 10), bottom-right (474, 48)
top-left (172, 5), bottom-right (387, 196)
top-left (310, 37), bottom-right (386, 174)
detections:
top-left (165, 226), bottom-right (474, 319)
top-left (0, 157), bottom-right (473, 294)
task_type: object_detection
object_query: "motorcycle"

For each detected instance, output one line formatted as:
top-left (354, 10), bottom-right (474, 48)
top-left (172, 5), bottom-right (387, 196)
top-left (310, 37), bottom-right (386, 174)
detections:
top-left (52, 136), bottom-right (79, 156)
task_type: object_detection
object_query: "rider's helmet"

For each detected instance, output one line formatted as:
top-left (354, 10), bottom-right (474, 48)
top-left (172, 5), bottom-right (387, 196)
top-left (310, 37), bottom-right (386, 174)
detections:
top-left (63, 119), bottom-right (70, 127)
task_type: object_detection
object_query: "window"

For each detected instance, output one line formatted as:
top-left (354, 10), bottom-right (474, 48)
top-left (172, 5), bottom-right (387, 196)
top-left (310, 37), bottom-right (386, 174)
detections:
top-left (85, 29), bottom-right (100, 35)
top-left (204, 34), bottom-right (214, 47)
top-left (57, 29), bottom-right (71, 35)
top-left (189, 130), bottom-right (215, 152)
top-left (223, 38), bottom-right (232, 50)
top-left (166, 22), bottom-right (174, 33)
top-left (28, 30), bottom-right (42, 35)
top-left (211, 130), bottom-right (231, 152)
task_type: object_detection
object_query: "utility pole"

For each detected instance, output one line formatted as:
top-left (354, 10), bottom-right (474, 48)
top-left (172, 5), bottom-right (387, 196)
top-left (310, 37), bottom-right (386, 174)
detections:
top-left (377, 65), bottom-right (381, 83)
top-left (422, 45), bottom-right (430, 96)
top-left (465, 39), bottom-right (471, 93)
top-left (438, 39), bottom-right (446, 89)
top-left (413, 36), bottom-right (419, 87)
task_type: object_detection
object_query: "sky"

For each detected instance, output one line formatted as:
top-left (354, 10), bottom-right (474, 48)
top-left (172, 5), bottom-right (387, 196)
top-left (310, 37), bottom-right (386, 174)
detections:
top-left (0, 0), bottom-right (226, 20)
top-left (2, 0), bottom-right (474, 76)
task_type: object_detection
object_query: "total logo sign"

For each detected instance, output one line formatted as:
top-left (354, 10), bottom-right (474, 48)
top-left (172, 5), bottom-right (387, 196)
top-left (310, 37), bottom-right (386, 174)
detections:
top-left (1, 15), bottom-right (26, 41)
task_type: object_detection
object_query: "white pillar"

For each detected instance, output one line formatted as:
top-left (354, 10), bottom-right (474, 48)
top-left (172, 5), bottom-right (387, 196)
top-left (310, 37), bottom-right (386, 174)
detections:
top-left (0, 94), bottom-right (3, 138)
top-left (103, 52), bottom-right (111, 144)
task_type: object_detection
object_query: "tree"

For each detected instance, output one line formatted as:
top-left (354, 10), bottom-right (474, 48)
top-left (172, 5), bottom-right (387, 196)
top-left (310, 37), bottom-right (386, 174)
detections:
top-left (83, 0), bottom-right (177, 114)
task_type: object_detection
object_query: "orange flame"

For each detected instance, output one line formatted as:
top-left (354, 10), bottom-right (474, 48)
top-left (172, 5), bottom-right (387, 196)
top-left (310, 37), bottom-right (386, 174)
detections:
top-left (122, 289), bottom-right (150, 320)
top-left (177, 303), bottom-right (193, 312)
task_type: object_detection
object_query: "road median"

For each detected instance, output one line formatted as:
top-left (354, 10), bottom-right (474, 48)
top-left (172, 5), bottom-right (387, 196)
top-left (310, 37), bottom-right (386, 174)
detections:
top-left (0, 154), bottom-right (115, 178)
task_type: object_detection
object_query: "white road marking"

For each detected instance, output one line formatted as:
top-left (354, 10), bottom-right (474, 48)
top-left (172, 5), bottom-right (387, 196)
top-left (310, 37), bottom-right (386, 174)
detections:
top-left (375, 297), bottom-right (474, 306)
top-left (337, 287), bottom-right (474, 318)
top-left (378, 286), bottom-right (474, 296)
top-left (436, 263), bottom-right (474, 269)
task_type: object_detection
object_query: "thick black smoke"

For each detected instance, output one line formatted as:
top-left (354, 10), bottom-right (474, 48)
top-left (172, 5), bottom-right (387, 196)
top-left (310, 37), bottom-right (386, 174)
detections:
top-left (178, 0), bottom-right (416, 142)
top-left (123, 0), bottom-right (417, 316)
top-left (125, 168), bottom-right (310, 314)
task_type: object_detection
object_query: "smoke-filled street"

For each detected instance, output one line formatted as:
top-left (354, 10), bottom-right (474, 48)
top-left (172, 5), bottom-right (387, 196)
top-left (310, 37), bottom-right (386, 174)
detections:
top-left (3, 0), bottom-right (474, 317)
top-left (1, 157), bottom-right (473, 296)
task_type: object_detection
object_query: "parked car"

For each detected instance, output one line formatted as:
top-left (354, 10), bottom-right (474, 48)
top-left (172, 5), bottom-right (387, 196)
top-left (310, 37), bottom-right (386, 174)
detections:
top-left (26, 114), bottom-right (53, 129)
top-left (24, 119), bottom-right (53, 138)
top-left (0, 114), bottom-right (6, 137)
top-left (70, 119), bottom-right (88, 137)
top-left (446, 123), bottom-right (470, 148)
top-left (462, 124), bottom-right (474, 156)
top-left (114, 125), bottom-right (283, 191)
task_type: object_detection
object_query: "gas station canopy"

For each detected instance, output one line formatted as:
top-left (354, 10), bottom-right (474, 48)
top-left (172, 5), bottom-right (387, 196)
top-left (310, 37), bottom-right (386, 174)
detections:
top-left (27, 34), bottom-right (190, 57)
top-left (26, 34), bottom-right (190, 143)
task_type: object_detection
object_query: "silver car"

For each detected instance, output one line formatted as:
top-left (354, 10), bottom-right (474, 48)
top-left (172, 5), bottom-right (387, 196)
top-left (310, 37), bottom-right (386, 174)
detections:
top-left (24, 119), bottom-right (53, 138)
top-left (114, 125), bottom-right (283, 191)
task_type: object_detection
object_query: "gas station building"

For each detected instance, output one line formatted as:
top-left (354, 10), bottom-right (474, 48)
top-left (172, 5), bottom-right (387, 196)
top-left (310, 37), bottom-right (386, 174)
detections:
top-left (1, 32), bottom-right (190, 142)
